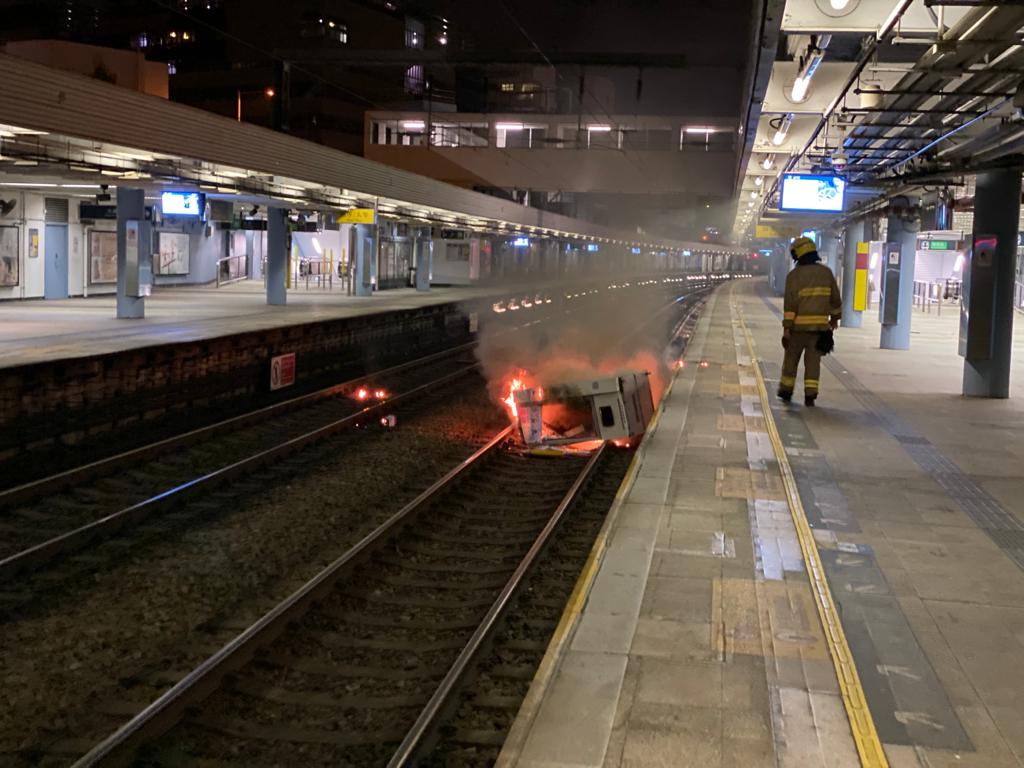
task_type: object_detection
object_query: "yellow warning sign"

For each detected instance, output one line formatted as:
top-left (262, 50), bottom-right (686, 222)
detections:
top-left (755, 224), bottom-right (797, 239)
top-left (336, 208), bottom-right (376, 224)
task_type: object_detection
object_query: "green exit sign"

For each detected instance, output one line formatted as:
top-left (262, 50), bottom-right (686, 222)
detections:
top-left (918, 239), bottom-right (956, 251)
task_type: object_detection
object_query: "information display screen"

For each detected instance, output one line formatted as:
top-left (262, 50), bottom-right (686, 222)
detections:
top-left (161, 191), bottom-right (203, 216)
top-left (780, 174), bottom-right (845, 213)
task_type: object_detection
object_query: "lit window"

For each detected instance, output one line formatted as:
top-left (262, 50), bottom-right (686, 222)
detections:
top-left (167, 62), bottom-right (177, 75)
top-left (500, 82), bottom-right (515, 92)
top-left (134, 32), bottom-right (148, 49)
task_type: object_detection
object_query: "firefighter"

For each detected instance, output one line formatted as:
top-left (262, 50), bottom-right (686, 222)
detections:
top-left (779, 237), bottom-right (841, 406)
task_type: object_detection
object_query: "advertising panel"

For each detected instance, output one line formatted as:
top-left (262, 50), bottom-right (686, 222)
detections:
top-left (89, 230), bottom-right (118, 284)
top-left (0, 225), bottom-right (18, 286)
top-left (157, 232), bottom-right (190, 275)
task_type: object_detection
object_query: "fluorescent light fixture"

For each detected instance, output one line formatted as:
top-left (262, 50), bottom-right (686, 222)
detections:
top-left (0, 182), bottom-right (57, 187)
top-left (495, 122), bottom-right (524, 131)
top-left (587, 124), bottom-right (612, 132)
top-left (772, 114), bottom-right (794, 146)
top-left (401, 120), bottom-right (426, 130)
top-left (791, 76), bottom-right (811, 103)
top-left (685, 127), bottom-right (716, 134)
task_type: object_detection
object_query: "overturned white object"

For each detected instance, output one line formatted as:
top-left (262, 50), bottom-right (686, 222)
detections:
top-left (513, 372), bottom-right (654, 447)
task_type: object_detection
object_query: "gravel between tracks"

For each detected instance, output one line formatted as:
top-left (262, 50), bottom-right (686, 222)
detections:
top-left (0, 375), bottom-right (505, 767)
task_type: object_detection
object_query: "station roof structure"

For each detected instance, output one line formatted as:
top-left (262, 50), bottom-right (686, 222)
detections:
top-left (736, 0), bottom-right (1024, 239)
top-left (0, 53), bottom-right (742, 256)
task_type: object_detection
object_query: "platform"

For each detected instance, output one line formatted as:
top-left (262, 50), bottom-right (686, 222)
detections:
top-left (499, 279), bottom-right (1024, 768)
top-left (0, 281), bottom-right (515, 369)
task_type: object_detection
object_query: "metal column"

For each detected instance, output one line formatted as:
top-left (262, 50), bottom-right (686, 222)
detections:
top-left (819, 229), bottom-right (840, 274)
top-left (841, 220), bottom-right (865, 328)
top-left (963, 168), bottom-right (1021, 398)
top-left (353, 222), bottom-right (375, 296)
top-left (414, 227), bottom-right (431, 292)
top-left (266, 207), bottom-right (287, 306)
top-left (880, 198), bottom-right (920, 350)
top-left (116, 186), bottom-right (147, 319)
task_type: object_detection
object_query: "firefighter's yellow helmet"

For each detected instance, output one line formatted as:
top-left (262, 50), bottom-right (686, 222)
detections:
top-left (790, 236), bottom-right (817, 260)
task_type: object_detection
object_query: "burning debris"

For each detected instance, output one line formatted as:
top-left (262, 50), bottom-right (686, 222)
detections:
top-left (503, 372), bottom-right (654, 449)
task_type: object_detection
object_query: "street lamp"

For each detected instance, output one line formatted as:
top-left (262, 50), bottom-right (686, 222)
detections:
top-left (236, 87), bottom-right (276, 122)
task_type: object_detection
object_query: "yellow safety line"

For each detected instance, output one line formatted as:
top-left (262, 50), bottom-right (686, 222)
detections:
top-left (731, 287), bottom-right (889, 768)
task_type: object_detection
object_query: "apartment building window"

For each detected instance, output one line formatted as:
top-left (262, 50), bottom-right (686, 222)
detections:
top-left (301, 16), bottom-right (348, 43)
top-left (431, 122), bottom-right (488, 148)
top-left (405, 65), bottom-right (425, 96)
top-left (680, 127), bottom-right (732, 151)
top-left (500, 82), bottom-right (515, 93)
top-left (496, 123), bottom-right (547, 149)
top-left (405, 18), bottom-right (425, 49)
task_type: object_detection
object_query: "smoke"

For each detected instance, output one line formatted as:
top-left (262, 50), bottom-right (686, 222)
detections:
top-left (475, 282), bottom-right (684, 412)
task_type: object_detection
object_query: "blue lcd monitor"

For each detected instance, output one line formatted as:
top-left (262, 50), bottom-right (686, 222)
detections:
top-left (780, 174), bottom-right (845, 213)
top-left (161, 191), bottom-right (204, 216)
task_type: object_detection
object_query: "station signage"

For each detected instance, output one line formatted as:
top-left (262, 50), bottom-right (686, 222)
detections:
top-left (270, 353), bottom-right (296, 391)
top-left (917, 239), bottom-right (961, 251)
top-left (337, 208), bottom-right (376, 224)
top-left (79, 203), bottom-right (117, 220)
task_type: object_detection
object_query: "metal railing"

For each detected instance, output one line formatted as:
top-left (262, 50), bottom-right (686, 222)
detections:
top-left (215, 254), bottom-right (248, 287)
top-left (912, 279), bottom-right (961, 315)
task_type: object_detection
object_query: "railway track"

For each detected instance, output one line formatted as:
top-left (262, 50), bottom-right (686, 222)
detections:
top-left (3, 282), bottom-right (710, 767)
top-left (68, 432), bottom-right (628, 768)
top-left (0, 344), bottom-right (481, 584)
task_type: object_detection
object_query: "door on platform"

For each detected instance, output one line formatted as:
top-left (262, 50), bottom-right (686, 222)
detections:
top-left (44, 223), bottom-right (69, 300)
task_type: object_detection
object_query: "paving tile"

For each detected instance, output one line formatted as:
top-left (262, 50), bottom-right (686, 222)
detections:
top-left (641, 576), bottom-right (713, 623)
top-left (517, 650), bottom-right (627, 768)
top-left (629, 617), bottom-right (716, 662)
top-left (620, 702), bottom-right (723, 768)
top-left (635, 657), bottom-right (722, 708)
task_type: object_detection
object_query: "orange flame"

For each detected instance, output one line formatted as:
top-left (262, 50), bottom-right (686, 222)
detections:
top-left (503, 374), bottom-right (526, 420)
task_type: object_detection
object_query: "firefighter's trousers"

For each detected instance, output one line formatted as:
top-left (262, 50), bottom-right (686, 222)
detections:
top-left (779, 331), bottom-right (821, 397)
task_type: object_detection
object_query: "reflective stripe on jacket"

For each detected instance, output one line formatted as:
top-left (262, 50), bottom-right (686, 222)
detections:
top-left (783, 263), bottom-right (842, 331)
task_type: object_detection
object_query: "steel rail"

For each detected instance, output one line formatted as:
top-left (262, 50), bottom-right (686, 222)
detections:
top-left (387, 442), bottom-right (607, 767)
top-left (0, 362), bottom-right (480, 579)
top-left (0, 340), bottom-right (478, 509)
top-left (71, 424), bottom-right (516, 768)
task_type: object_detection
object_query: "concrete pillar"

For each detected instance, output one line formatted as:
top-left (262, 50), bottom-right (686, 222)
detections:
top-left (115, 187), bottom-right (147, 319)
top-left (819, 230), bottom-right (840, 273)
top-left (841, 219), bottom-right (865, 328)
top-left (963, 168), bottom-right (1021, 398)
top-left (265, 207), bottom-right (288, 305)
top-left (353, 222), bottom-right (376, 296)
top-left (880, 198), bottom-right (920, 350)
top-left (414, 227), bottom-right (431, 292)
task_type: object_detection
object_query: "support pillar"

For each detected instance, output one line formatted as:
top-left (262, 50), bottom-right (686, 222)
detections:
top-left (116, 186), bottom-right (147, 319)
top-left (880, 197), bottom-right (920, 350)
top-left (413, 227), bottom-right (431, 292)
top-left (819, 229), bottom-right (840, 274)
top-left (265, 207), bottom-right (287, 305)
top-left (963, 168), bottom-right (1021, 397)
top-left (841, 219), bottom-right (865, 328)
top-left (353, 222), bottom-right (376, 296)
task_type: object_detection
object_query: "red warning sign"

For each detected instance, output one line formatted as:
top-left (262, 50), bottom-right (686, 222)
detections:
top-left (270, 353), bottom-right (296, 391)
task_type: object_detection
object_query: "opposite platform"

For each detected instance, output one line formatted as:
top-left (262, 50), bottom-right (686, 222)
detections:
top-left (0, 281), bottom-right (508, 369)
top-left (499, 279), bottom-right (1024, 768)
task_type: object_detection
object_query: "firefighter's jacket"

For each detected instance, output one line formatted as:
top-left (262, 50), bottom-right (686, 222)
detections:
top-left (783, 258), bottom-right (842, 332)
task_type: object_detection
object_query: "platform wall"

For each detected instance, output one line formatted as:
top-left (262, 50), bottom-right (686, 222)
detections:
top-left (0, 300), bottom-right (479, 481)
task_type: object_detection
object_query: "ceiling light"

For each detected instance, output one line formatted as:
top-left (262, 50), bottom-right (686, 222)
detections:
top-left (772, 113), bottom-right (794, 146)
top-left (587, 124), bottom-right (612, 132)
top-left (402, 120), bottom-right (426, 131)
top-left (761, 155), bottom-right (774, 170)
top-left (495, 122), bottom-right (524, 131)
top-left (830, 0), bottom-right (850, 8)
top-left (685, 127), bottom-right (716, 134)
top-left (750, 190), bottom-right (758, 199)
top-left (754, 176), bottom-right (764, 186)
